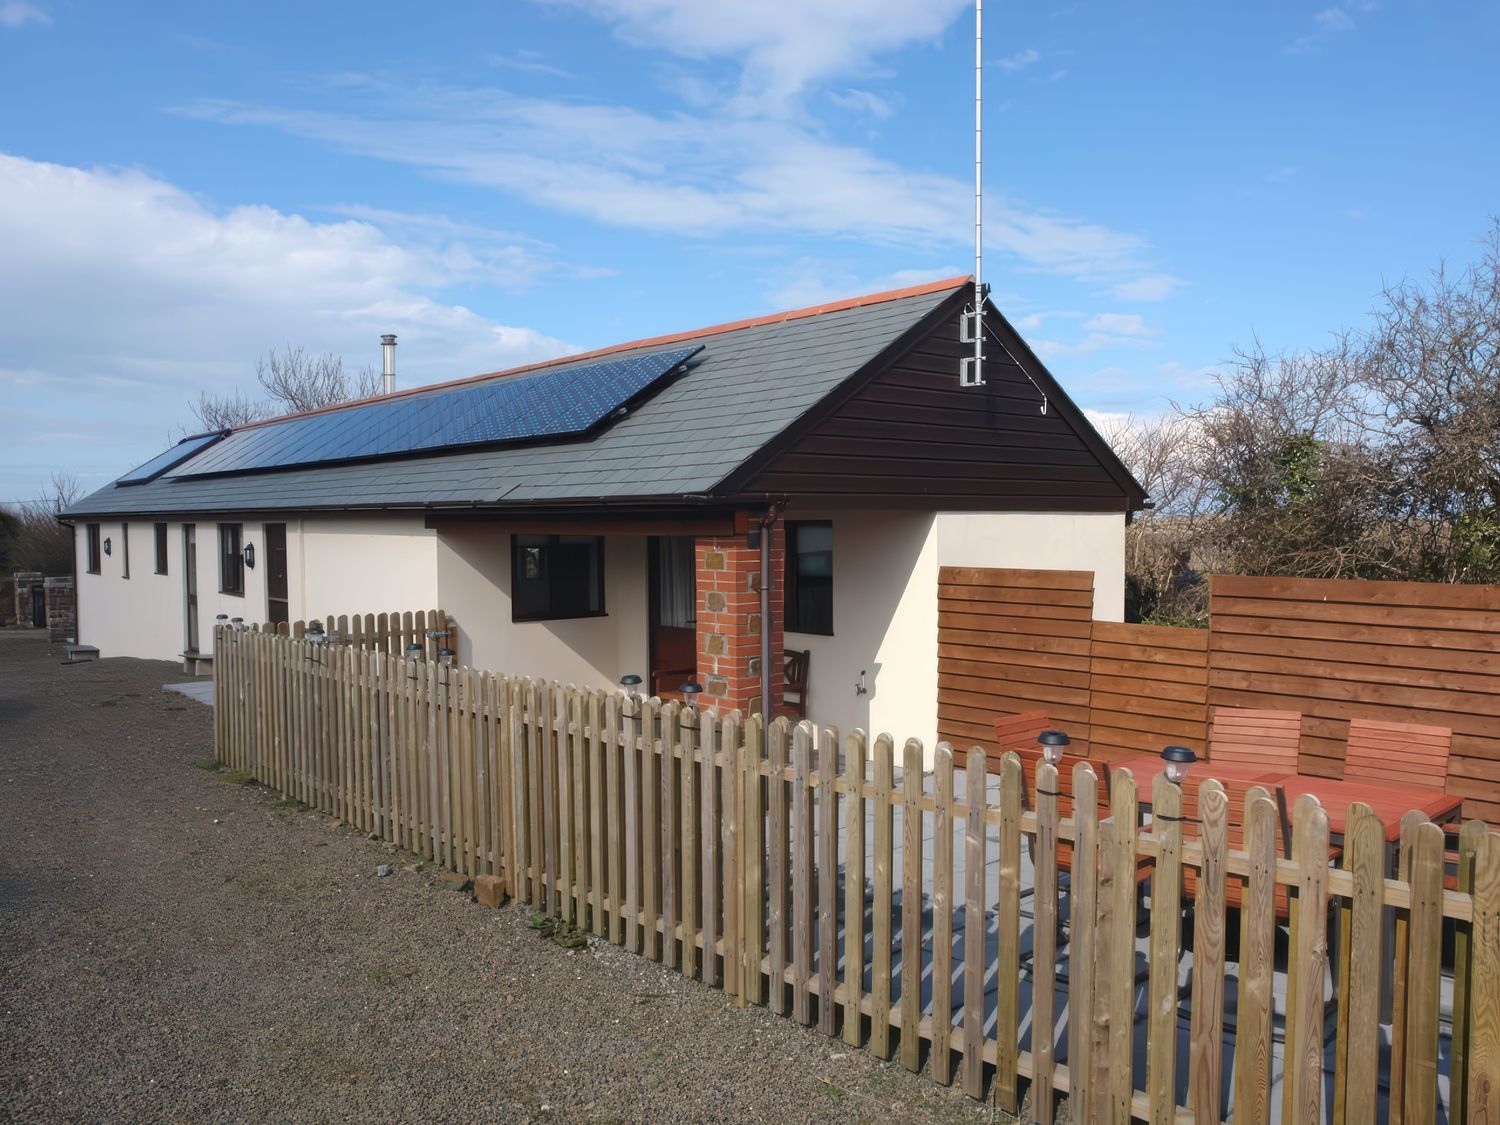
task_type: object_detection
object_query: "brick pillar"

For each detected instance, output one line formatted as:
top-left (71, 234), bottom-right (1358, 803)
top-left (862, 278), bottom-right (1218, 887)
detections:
top-left (13, 571), bottom-right (43, 627)
top-left (696, 520), bottom-right (784, 719)
top-left (45, 576), bottom-right (76, 643)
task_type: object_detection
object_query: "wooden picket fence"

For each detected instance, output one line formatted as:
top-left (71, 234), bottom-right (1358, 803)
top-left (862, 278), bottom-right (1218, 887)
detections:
top-left (214, 625), bottom-right (1500, 1123)
top-left (234, 607), bottom-right (452, 658)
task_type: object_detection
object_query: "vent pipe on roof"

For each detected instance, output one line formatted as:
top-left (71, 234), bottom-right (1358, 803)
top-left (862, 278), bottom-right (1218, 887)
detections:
top-left (381, 334), bottom-right (397, 395)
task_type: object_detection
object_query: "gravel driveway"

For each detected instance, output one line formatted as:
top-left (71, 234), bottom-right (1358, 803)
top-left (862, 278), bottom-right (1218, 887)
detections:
top-left (0, 631), bottom-right (1017, 1124)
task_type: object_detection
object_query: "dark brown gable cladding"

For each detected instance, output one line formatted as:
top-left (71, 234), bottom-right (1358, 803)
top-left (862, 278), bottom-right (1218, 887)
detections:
top-left (728, 298), bottom-right (1146, 512)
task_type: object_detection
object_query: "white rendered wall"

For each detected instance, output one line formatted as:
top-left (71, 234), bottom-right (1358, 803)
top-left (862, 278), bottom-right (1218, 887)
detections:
top-left (435, 526), bottom-right (649, 689)
top-left (783, 511), bottom-right (940, 748)
top-left (288, 516), bottom-right (440, 624)
top-left (934, 511), bottom-right (1127, 621)
top-left (77, 518), bottom-right (272, 660)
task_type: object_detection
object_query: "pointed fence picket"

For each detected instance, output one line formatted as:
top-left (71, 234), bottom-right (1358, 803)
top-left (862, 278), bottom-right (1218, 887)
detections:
top-left (215, 622), bottom-right (1500, 1122)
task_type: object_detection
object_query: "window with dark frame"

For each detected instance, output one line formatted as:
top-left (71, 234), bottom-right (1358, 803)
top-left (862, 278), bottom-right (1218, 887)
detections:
top-left (120, 522), bottom-right (130, 579)
top-left (86, 523), bottom-right (101, 574)
top-left (785, 520), bottom-right (834, 635)
top-left (154, 523), bottom-right (168, 575)
top-left (219, 523), bottom-right (244, 596)
top-left (511, 534), bottom-right (605, 622)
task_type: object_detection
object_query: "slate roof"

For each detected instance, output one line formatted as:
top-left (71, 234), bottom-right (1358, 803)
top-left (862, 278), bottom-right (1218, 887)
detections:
top-left (65, 277), bottom-right (966, 518)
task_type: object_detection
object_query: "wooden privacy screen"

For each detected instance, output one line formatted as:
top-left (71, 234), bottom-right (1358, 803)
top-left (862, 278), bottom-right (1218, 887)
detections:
top-left (936, 567), bottom-right (1093, 752)
top-left (1209, 575), bottom-right (1500, 822)
top-left (938, 567), bottom-right (1500, 819)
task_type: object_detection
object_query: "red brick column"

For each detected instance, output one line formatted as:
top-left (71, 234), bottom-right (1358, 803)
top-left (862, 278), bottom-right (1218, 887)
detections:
top-left (696, 520), bottom-right (784, 719)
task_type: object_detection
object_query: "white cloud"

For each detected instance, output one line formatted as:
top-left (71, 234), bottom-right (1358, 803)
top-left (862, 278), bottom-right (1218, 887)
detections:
top-left (0, 153), bottom-right (573, 498)
top-left (825, 88), bottom-right (895, 119)
top-left (1109, 273), bottom-right (1183, 301)
top-left (1082, 312), bottom-right (1159, 337)
top-left (761, 260), bottom-right (962, 310)
top-left (0, 1), bottom-right (49, 27)
top-left (181, 83), bottom-right (1168, 287)
top-left (1034, 312), bottom-right (1161, 358)
top-left (484, 49), bottom-right (577, 80)
top-left (996, 48), bottom-right (1040, 74)
top-left (1287, 3), bottom-right (1373, 53)
top-left (540, 0), bottom-right (970, 107)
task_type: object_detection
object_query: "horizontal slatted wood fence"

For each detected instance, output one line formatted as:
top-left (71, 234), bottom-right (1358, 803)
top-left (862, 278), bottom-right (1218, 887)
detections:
top-left (216, 623), bottom-right (1500, 1122)
top-left (1209, 575), bottom-right (1500, 822)
top-left (940, 567), bottom-right (1500, 819)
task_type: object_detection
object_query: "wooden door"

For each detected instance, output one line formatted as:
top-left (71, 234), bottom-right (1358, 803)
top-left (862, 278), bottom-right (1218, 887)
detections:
top-left (647, 535), bottom-right (697, 695)
top-left (265, 523), bottom-right (289, 625)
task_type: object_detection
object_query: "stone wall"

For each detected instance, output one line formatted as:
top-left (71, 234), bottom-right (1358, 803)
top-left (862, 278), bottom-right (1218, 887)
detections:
top-left (12, 571), bottom-right (43, 627)
top-left (45, 576), bottom-right (75, 644)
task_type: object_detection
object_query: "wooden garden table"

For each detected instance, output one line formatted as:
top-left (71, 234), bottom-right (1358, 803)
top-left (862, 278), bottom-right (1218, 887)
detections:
top-left (1115, 755), bottom-right (1285, 798)
top-left (1271, 775), bottom-right (1463, 842)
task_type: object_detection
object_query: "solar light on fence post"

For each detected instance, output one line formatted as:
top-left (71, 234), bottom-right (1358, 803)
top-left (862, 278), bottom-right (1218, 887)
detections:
top-left (215, 613), bottom-right (229, 634)
top-left (680, 680), bottom-right (703, 714)
top-left (1038, 729), bottom-right (1070, 766)
top-left (619, 673), bottom-right (642, 700)
top-left (231, 616), bottom-right (246, 632)
top-left (1161, 744), bottom-right (1197, 785)
top-left (438, 646), bottom-right (455, 667)
top-left (404, 642), bottom-right (423, 661)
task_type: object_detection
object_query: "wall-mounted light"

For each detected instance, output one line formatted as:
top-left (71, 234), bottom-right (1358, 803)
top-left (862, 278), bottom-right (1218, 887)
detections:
top-left (103, 537), bottom-right (112, 556)
top-left (242, 542), bottom-right (255, 569)
top-left (1038, 729), bottom-right (1070, 766)
top-left (1161, 745), bottom-right (1197, 785)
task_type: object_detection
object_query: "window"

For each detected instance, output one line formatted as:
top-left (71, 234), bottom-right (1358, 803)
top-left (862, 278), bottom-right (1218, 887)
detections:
top-left (785, 520), bottom-right (833, 635)
top-left (120, 522), bottom-right (130, 578)
top-left (219, 523), bottom-right (244, 595)
top-left (154, 523), bottom-right (168, 575)
top-left (511, 535), bottom-right (605, 622)
top-left (86, 523), bottom-right (101, 574)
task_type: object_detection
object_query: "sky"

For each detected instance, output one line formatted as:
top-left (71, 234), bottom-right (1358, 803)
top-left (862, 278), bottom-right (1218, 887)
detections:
top-left (1, 0), bottom-right (1497, 502)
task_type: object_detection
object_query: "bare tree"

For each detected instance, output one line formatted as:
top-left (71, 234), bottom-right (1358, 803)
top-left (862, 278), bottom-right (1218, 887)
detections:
top-left (189, 345), bottom-right (382, 432)
top-left (1, 472), bottom-right (81, 577)
top-left (1099, 413), bottom-right (1213, 623)
top-left (1358, 219), bottom-right (1500, 582)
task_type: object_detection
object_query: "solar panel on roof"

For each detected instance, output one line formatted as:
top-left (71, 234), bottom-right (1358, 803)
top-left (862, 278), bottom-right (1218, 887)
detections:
top-left (172, 346), bottom-right (702, 479)
top-left (115, 432), bottom-right (225, 486)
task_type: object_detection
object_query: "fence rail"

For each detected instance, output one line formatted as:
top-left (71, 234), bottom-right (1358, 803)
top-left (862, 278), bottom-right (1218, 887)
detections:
top-left (216, 624), bottom-right (1500, 1123)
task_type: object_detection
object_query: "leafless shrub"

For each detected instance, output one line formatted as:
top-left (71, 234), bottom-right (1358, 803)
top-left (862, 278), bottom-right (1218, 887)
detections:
top-left (190, 345), bottom-right (382, 432)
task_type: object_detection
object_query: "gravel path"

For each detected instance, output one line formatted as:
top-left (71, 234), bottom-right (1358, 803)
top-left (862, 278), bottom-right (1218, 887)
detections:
top-left (0, 631), bottom-right (1018, 1124)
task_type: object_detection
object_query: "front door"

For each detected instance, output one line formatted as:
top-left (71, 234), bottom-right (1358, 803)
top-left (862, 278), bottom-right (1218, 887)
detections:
top-left (183, 524), bottom-right (198, 653)
top-left (647, 536), bottom-right (697, 695)
top-left (265, 523), bottom-right (289, 625)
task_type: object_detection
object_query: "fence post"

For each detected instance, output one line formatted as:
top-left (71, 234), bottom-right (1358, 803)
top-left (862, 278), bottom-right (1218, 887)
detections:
top-left (741, 714), bottom-right (764, 1005)
top-left (1450, 820), bottom-right (1487, 1124)
top-left (842, 730), bottom-right (867, 1049)
top-left (1187, 779), bottom-right (1227, 1123)
top-left (1146, 772), bottom-right (1182, 1122)
top-left (1286, 795), bottom-right (1330, 1125)
top-left (1068, 761), bottom-right (1099, 1122)
top-left (1468, 831), bottom-right (1500, 1121)
top-left (899, 737), bottom-right (924, 1072)
top-left (1105, 768), bottom-right (1139, 1124)
top-left (994, 750), bottom-right (1022, 1112)
top-left (1233, 788), bottom-right (1277, 1123)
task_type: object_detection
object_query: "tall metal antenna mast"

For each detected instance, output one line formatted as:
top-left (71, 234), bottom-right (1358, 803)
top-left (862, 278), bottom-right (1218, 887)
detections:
top-left (960, 0), bottom-right (986, 387)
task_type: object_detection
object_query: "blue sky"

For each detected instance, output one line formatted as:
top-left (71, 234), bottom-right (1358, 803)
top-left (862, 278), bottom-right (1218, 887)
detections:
top-left (2, 0), bottom-right (1497, 502)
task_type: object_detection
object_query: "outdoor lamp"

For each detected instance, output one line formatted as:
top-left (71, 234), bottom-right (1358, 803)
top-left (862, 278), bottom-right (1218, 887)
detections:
top-left (306, 621), bottom-right (324, 639)
top-left (404, 642), bottom-right (423, 661)
top-left (438, 646), bottom-right (455, 666)
top-left (242, 542), bottom-right (255, 569)
top-left (1038, 729), bottom-right (1070, 766)
top-left (1161, 745), bottom-right (1197, 785)
top-left (680, 680), bottom-right (703, 710)
top-left (215, 613), bottom-right (229, 625)
top-left (103, 537), bottom-right (112, 556)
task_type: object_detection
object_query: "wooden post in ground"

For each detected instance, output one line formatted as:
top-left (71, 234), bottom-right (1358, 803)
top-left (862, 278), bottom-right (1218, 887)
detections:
top-left (994, 751), bottom-right (1022, 1113)
top-left (1146, 772), bottom-right (1183, 1123)
top-left (1187, 780), bottom-right (1227, 1123)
